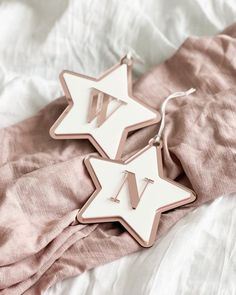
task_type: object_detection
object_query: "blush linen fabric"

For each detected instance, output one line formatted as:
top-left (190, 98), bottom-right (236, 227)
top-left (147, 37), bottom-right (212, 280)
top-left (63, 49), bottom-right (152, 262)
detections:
top-left (1, 24), bottom-right (236, 294)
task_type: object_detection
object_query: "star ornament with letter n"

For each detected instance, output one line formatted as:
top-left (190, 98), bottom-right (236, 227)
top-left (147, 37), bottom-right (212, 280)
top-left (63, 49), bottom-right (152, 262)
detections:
top-left (77, 142), bottom-right (196, 247)
top-left (50, 56), bottom-right (160, 159)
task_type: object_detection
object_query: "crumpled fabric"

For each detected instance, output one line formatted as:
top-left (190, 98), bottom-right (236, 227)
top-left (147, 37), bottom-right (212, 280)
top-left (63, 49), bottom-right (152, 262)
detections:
top-left (0, 23), bottom-right (236, 294)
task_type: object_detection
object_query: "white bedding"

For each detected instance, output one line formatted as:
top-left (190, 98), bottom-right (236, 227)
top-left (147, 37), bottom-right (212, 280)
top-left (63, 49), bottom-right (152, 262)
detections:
top-left (0, 0), bottom-right (235, 294)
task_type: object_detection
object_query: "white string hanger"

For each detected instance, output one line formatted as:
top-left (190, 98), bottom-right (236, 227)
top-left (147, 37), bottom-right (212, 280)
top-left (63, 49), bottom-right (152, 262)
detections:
top-left (150, 88), bottom-right (196, 145)
top-left (123, 52), bottom-right (196, 146)
top-left (126, 50), bottom-right (145, 64)
top-left (122, 50), bottom-right (145, 66)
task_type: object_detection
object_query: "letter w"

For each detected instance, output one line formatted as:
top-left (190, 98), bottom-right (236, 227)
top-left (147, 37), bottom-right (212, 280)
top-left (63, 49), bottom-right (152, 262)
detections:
top-left (87, 89), bottom-right (126, 127)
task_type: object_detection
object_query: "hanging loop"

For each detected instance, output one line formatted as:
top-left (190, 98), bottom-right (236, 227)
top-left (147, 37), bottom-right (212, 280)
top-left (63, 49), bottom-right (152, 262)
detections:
top-left (149, 88), bottom-right (196, 146)
top-left (121, 50), bottom-right (145, 66)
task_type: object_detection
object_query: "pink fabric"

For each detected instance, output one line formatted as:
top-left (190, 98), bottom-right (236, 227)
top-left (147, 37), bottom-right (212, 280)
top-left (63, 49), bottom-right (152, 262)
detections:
top-left (1, 24), bottom-right (236, 294)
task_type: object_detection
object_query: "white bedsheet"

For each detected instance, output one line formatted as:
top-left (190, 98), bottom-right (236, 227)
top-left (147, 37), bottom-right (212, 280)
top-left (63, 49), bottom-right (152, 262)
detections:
top-left (0, 0), bottom-right (235, 294)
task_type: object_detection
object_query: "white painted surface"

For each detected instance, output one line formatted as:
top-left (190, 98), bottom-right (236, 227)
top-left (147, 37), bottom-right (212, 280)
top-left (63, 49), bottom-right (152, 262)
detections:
top-left (82, 146), bottom-right (191, 243)
top-left (54, 65), bottom-right (157, 159)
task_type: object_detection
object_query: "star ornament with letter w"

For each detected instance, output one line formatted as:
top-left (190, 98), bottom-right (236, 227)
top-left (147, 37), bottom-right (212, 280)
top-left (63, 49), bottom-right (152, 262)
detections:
top-left (50, 56), bottom-right (160, 159)
top-left (77, 143), bottom-right (196, 247)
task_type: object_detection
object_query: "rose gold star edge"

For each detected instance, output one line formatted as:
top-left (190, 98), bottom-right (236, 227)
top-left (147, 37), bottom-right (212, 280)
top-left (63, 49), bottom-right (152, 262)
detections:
top-left (76, 143), bottom-right (196, 247)
top-left (49, 56), bottom-right (161, 160)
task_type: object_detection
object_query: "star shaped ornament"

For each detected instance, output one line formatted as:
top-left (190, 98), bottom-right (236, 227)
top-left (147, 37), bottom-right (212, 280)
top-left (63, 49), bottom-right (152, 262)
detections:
top-left (50, 56), bottom-right (160, 159)
top-left (77, 143), bottom-right (196, 247)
